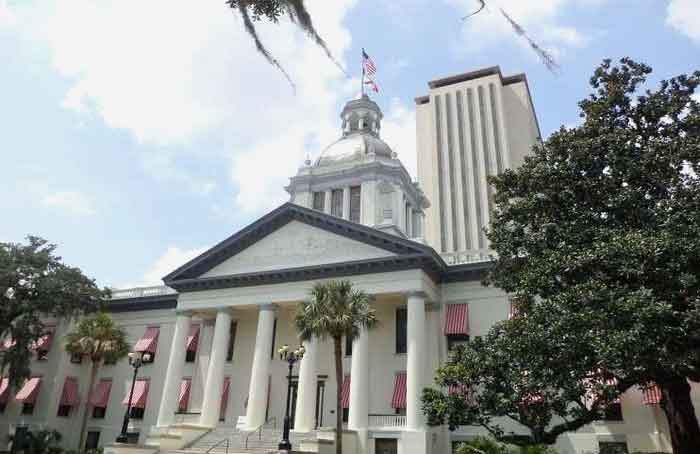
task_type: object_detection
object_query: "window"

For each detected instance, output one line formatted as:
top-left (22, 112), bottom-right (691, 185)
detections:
top-left (70, 353), bottom-right (83, 364)
top-left (447, 334), bottom-right (470, 351)
top-left (185, 350), bottom-right (196, 363)
top-left (395, 308), bottom-right (407, 354)
top-left (92, 406), bottom-right (106, 419)
top-left (342, 408), bottom-right (349, 423)
top-left (21, 403), bottom-right (34, 415)
top-left (602, 402), bottom-right (623, 422)
top-left (141, 352), bottom-right (155, 364)
top-left (37, 349), bottom-right (49, 361)
top-left (0, 403), bottom-right (6, 414)
top-left (130, 407), bottom-right (145, 419)
top-left (270, 319), bottom-right (278, 359)
top-left (57, 405), bottom-right (72, 417)
top-left (349, 186), bottom-right (361, 222)
top-left (394, 407), bottom-right (406, 416)
top-left (331, 189), bottom-right (343, 217)
top-left (85, 431), bottom-right (100, 451)
top-left (405, 202), bottom-right (411, 234)
top-left (227, 321), bottom-right (237, 362)
top-left (598, 441), bottom-right (628, 454)
top-left (345, 335), bottom-right (353, 357)
top-left (313, 192), bottom-right (325, 212)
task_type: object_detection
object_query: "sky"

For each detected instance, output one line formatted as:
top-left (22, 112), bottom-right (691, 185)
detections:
top-left (1, 0), bottom-right (698, 289)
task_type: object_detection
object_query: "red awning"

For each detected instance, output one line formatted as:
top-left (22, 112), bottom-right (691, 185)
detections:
top-left (0, 378), bottom-right (9, 404)
top-left (391, 372), bottom-right (407, 409)
top-left (186, 324), bottom-right (200, 352)
top-left (60, 377), bottom-right (80, 406)
top-left (15, 377), bottom-right (41, 403)
top-left (122, 379), bottom-right (149, 408)
top-left (134, 326), bottom-right (160, 353)
top-left (32, 328), bottom-right (54, 351)
top-left (178, 378), bottom-right (192, 411)
top-left (444, 304), bottom-right (469, 335)
top-left (341, 375), bottom-right (351, 409)
top-left (89, 379), bottom-right (112, 408)
top-left (643, 384), bottom-right (662, 405)
top-left (220, 377), bottom-right (231, 420)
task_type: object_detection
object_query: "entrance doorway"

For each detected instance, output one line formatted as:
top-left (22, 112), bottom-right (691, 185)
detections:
top-left (375, 438), bottom-right (398, 454)
top-left (315, 379), bottom-right (326, 428)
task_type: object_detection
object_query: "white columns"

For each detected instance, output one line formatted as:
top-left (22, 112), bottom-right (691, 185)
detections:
top-left (348, 328), bottom-right (369, 430)
top-left (199, 309), bottom-right (232, 427)
top-left (245, 304), bottom-right (276, 429)
top-left (406, 292), bottom-right (426, 430)
top-left (342, 186), bottom-right (351, 220)
top-left (293, 338), bottom-right (318, 432)
top-left (156, 311), bottom-right (192, 427)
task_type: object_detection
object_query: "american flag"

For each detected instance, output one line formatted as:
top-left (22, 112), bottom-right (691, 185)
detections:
top-left (362, 48), bottom-right (377, 76)
top-left (362, 48), bottom-right (379, 93)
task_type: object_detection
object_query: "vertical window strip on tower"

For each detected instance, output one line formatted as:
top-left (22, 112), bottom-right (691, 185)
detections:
top-left (456, 90), bottom-right (472, 250)
top-left (489, 83), bottom-right (504, 174)
top-left (434, 95), bottom-right (447, 252)
top-left (445, 92), bottom-right (460, 252)
top-left (467, 88), bottom-right (485, 249)
top-left (478, 85), bottom-right (496, 221)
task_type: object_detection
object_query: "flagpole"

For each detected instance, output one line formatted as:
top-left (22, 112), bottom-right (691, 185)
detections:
top-left (361, 51), bottom-right (365, 97)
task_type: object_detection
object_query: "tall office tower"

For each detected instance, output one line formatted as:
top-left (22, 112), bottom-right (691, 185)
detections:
top-left (415, 67), bottom-right (541, 263)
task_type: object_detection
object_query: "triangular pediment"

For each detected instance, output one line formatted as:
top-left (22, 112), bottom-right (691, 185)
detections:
top-left (163, 203), bottom-right (445, 290)
top-left (200, 220), bottom-right (396, 277)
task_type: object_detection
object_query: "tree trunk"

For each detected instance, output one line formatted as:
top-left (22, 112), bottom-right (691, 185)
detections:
top-left (78, 362), bottom-right (99, 452)
top-left (333, 336), bottom-right (343, 454)
top-left (660, 378), bottom-right (700, 454)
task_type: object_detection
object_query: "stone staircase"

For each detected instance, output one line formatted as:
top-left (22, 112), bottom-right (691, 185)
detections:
top-left (169, 425), bottom-right (317, 454)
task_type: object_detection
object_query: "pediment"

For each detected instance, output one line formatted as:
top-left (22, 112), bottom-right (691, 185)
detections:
top-left (200, 220), bottom-right (396, 277)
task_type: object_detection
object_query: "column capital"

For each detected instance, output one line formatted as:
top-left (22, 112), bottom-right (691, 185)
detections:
top-left (259, 303), bottom-right (277, 312)
top-left (404, 290), bottom-right (428, 300)
top-left (175, 309), bottom-right (193, 317)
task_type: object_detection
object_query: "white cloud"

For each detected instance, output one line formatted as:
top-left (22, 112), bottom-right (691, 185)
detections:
top-left (41, 190), bottom-right (96, 216)
top-left (127, 246), bottom-right (207, 287)
top-left (8, 0), bottom-right (360, 216)
top-left (447, 0), bottom-right (605, 57)
top-left (0, 0), bottom-right (15, 29)
top-left (382, 98), bottom-right (417, 179)
top-left (667, 0), bottom-right (700, 43)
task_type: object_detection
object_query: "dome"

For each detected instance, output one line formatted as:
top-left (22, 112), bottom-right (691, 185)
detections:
top-left (314, 94), bottom-right (393, 167)
top-left (315, 133), bottom-right (393, 166)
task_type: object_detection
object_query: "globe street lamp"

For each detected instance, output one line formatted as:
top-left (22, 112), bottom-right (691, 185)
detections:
top-left (278, 344), bottom-right (305, 451)
top-left (116, 351), bottom-right (151, 444)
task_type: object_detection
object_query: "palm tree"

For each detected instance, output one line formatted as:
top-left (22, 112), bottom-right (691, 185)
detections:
top-left (65, 313), bottom-right (130, 452)
top-left (294, 280), bottom-right (377, 454)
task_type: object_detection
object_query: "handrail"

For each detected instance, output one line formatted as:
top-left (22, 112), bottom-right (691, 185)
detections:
top-left (244, 417), bottom-right (277, 449)
top-left (205, 437), bottom-right (229, 454)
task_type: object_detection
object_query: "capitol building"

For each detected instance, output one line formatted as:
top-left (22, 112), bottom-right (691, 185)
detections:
top-left (0, 67), bottom-right (695, 454)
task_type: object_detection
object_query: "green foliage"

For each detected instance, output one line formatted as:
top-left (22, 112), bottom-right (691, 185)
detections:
top-left (226, 0), bottom-right (345, 89)
top-left (454, 438), bottom-right (556, 454)
top-left (294, 280), bottom-right (377, 342)
top-left (0, 236), bottom-right (107, 388)
top-left (64, 312), bottom-right (130, 364)
top-left (423, 58), bottom-right (700, 451)
top-left (10, 429), bottom-right (63, 454)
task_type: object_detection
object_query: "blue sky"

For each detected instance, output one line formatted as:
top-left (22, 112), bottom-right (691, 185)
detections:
top-left (1, 0), bottom-right (698, 288)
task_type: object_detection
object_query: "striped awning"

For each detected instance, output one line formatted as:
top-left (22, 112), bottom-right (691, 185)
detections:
top-left (643, 384), bottom-right (662, 405)
top-left (341, 375), bottom-right (351, 409)
top-left (178, 378), bottom-right (192, 411)
top-left (89, 379), bottom-right (112, 408)
top-left (32, 328), bottom-right (54, 351)
top-left (444, 304), bottom-right (469, 335)
top-left (186, 324), bottom-right (200, 352)
top-left (0, 378), bottom-right (9, 404)
top-left (134, 326), bottom-right (160, 353)
top-left (15, 377), bottom-right (41, 403)
top-left (220, 377), bottom-right (231, 420)
top-left (122, 379), bottom-right (149, 408)
top-left (391, 372), bottom-right (407, 409)
top-left (60, 377), bottom-right (80, 406)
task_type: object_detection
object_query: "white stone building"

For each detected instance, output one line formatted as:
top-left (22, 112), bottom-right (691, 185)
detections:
top-left (0, 68), bottom-right (697, 454)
